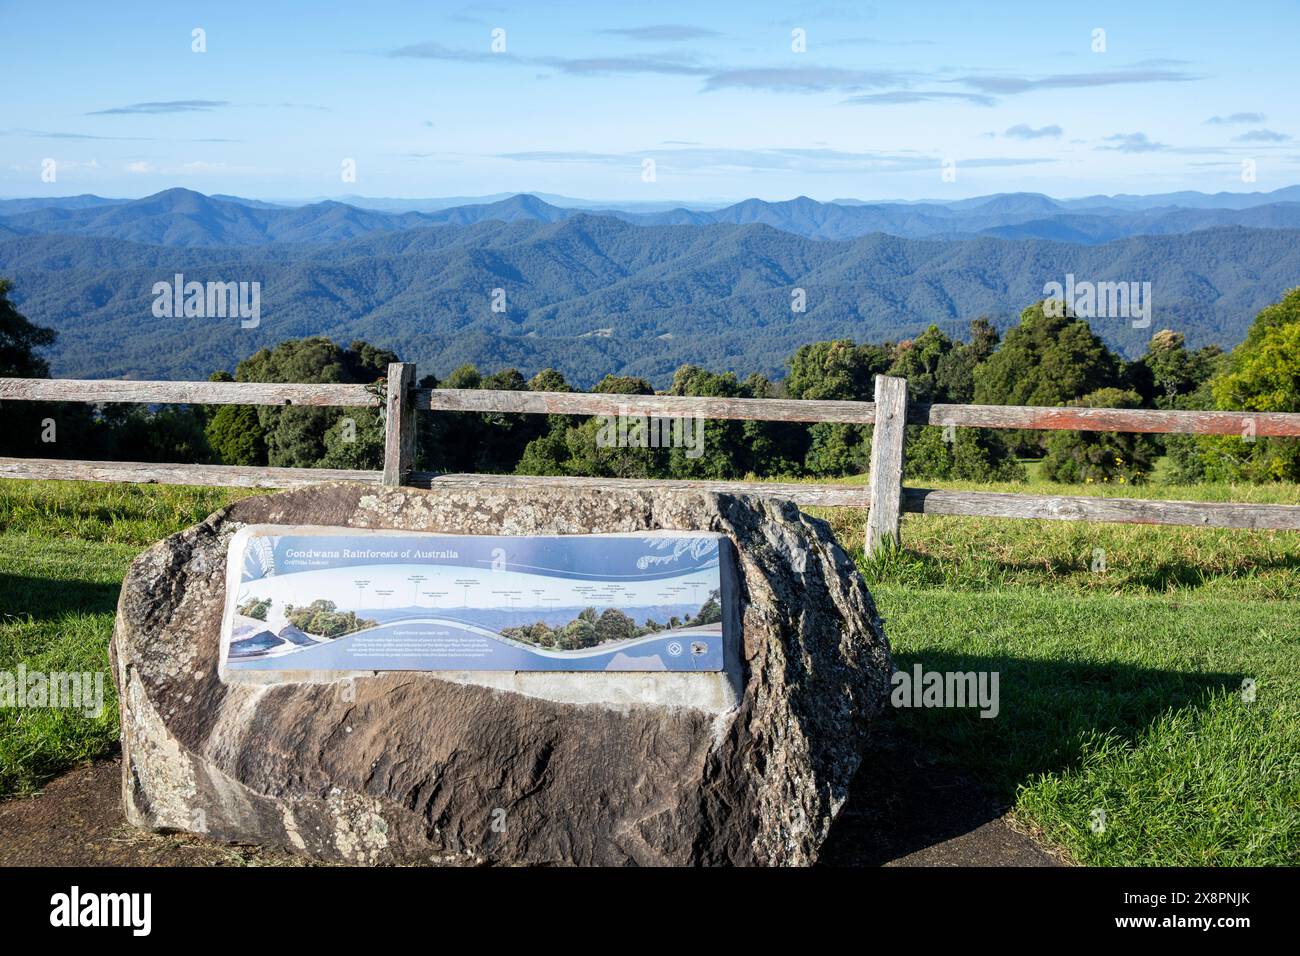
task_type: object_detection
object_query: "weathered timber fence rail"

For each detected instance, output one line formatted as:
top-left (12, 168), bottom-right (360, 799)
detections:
top-left (3, 365), bottom-right (1299, 553)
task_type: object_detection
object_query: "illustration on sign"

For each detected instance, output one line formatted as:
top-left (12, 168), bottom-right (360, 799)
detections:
top-left (221, 526), bottom-right (728, 672)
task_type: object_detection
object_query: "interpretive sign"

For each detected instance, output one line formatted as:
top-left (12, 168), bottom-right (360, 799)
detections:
top-left (221, 526), bottom-right (727, 672)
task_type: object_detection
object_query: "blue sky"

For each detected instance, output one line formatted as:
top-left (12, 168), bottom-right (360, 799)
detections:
top-left (3, 0), bottom-right (1298, 202)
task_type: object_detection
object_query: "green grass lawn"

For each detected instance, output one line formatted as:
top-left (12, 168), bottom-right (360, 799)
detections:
top-left (0, 474), bottom-right (1296, 866)
top-left (807, 472), bottom-right (1298, 865)
top-left (0, 481), bottom-right (259, 796)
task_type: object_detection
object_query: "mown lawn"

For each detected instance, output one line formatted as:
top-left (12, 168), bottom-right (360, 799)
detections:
top-left (0, 482), bottom-right (259, 795)
top-left (810, 472), bottom-right (1299, 866)
top-left (0, 475), bottom-right (1296, 866)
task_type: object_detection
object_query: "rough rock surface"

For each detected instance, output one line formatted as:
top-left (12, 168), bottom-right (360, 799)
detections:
top-left (113, 484), bottom-right (892, 866)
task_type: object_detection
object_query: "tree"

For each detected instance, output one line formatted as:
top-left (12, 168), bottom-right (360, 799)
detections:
top-left (0, 278), bottom-right (99, 458)
top-left (528, 368), bottom-right (571, 393)
top-left (935, 317), bottom-right (999, 404)
top-left (695, 590), bottom-right (722, 626)
top-left (593, 374), bottom-right (654, 395)
top-left (285, 599), bottom-right (375, 638)
top-left (516, 371), bottom-right (673, 478)
top-left (235, 337), bottom-right (395, 469)
top-left (557, 618), bottom-right (596, 650)
top-left (734, 372), bottom-right (807, 477)
top-left (787, 340), bottom-right (889, 401)
top-left (665, 365), bottom-right (748, 480)
top-left (237, 598), bottom-right (272, 621)
top-left (97, 403), bottom-right (213, 463)
top-left (0, 278), bottom-right (55, 378)
top-left (1194, 288), bottom-right (1300, 481)
top-left (319, 409), bottom-right (386, 468)
top-left (788, 339), bottom-right (891, 476)
top-left (1041, 388), bottom-right (1158, 484)
top-left (974, 301), bottom-right (1122, 455)
top-left (975, 301), bottom-right (1121, 407)
top-left (424, 364), bottom-right (549, 473)
top-left (594, 608), bottom-right (638, 645)
top-left (888, 325), bottom-right (956, 404)
top-left (890, 321), bottom-right (1022, 480)
top-left (904, 426), bottom-right (1026, 482)
top-left (1130, 330), bottom-right (1224, 483)
top-left (1135, 330), bottom-right (1223, 409)
top-left (204, 371), bottom-right (267, 465)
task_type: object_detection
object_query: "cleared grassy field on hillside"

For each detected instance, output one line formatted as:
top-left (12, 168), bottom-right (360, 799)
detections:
top-left (1, 476), bottom-right (1296, 865)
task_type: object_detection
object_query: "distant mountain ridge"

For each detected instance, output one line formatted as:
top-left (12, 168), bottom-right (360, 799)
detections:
top-left (8, 186), bottom-right (1300, 246)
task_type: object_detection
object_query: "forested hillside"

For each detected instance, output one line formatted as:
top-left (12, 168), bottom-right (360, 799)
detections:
top-left (2, 214), bottom-right (1298, 385)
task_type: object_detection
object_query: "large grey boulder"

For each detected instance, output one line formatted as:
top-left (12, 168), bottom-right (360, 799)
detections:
top-left (112, 484), bottom-right (892, 865)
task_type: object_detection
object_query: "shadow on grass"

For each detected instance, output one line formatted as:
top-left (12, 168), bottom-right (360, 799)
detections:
top-left (0, 573), bottom-right (121, 623)
top-left (820, 652), bottom-right (1241, 866)
top-left (1120, 558), bottom-right (1300, 592)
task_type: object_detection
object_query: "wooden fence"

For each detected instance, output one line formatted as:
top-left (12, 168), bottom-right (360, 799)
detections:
top-left (2, 364), bottom-right (1299, 554)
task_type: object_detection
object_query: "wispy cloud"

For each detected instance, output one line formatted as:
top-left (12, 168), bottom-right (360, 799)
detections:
top-left (956, 68), bottom-right (1199, 95)
top-left (821, 35), bottom-right (937, 48)
top-left (251, 102), bottom-right (331, 112)
top-left (718, 65), bottom-right (1197, 102)
top-left (387, 41), bottom-right (501, 62)
top-left (844, 91), bottom-right (994, 106)
top-left (546, 55), bottom-right (710, 76)
top-left (2, 127), bottom-right (239, 143)
top-left (124, 159), bottom-right (270, 175)
top-left (86, 99), bottom-right (230, 115)
top-left (382, 40), bottom-right (1201, 112)
top-left (494, 145), bottom-right (1052, 175)
top-left (388, 40), bottom-right (709, 77)
top-left (1232, 128), bottom-right (1290, 143)
top-left (1098, 132), bottom-right (1169, 153)
top-left (1004, 123), bottom-right (1063, 139)
top-left (3, 128), bottom-right (154, 141)
top-left (599, 25), bottom-right (721, 42)
top-left (1205, 112), bottom-right (1265, 125)
top-left (703, 67), bottom-right (909, 93)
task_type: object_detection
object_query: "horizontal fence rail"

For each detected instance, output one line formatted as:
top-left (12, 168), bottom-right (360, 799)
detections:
top-left (0, 377), bottom-right (380, 407)
top-left (7, 377), bottom-right (1295, 434)
top-left (2, 366), bottom-right (1299, 552)
top-left (913, 403), bottom-right (1300, 436)
top-left (415, 388), bottom-right (874, 423)
top-left (900, 488), bottom-right (1300, 530)
top-left (0, 457), bottom-right (380, 488)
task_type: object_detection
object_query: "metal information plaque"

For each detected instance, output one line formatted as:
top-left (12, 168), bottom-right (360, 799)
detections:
top-left (221, 526), bottom-right (727, 672)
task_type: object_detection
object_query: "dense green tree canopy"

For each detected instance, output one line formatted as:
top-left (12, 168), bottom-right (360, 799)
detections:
top-left (1041, 387), bottom-right (1159, 484)
top-left (0, 278), bottom-right (56, 378)
top-left (974, 301), bottom-right (1121, 407)
top-left (229, 337), bottom-right (396, 469)
top-left (1195, 287), bottom-right (1300, 481)
top-left (786, 340), bottom-right (890, 401)
top-left (1136, 330), bottom-right (1223, 408)
top-left (0, 278), bottom-right (105, 458)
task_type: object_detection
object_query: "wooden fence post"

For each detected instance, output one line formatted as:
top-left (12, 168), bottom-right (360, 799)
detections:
top-left (382, 362), bottom-right (416, 487)
top-left (865, 374), bottom-right (909, 556)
